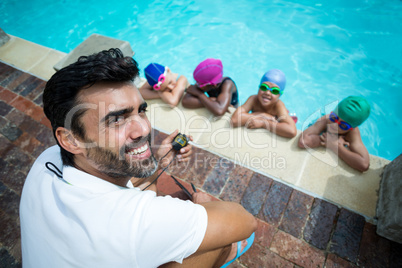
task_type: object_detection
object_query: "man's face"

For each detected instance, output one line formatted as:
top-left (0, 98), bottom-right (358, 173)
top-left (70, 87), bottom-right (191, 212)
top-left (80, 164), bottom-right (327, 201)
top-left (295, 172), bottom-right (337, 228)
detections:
top-left (76, 81), bottom-right (157, 179)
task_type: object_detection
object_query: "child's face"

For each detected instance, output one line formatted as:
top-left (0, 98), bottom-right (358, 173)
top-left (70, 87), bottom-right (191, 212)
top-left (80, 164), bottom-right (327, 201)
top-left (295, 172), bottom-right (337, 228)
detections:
top-left (158, 67), bottom-right (176, 91)
top-left (327, 114), bottom-right (352, 135)
top-left (257, 82), bottom-right (280, 106)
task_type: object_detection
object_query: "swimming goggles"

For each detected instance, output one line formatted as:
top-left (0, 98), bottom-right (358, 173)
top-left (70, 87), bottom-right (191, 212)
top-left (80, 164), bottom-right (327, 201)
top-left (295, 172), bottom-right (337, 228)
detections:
top-left (153, 68), bottom-right (167, 90)
top-left (329, 111), bottom-right (353, 131)
top-left (259, 83), bottom-right (282, 95)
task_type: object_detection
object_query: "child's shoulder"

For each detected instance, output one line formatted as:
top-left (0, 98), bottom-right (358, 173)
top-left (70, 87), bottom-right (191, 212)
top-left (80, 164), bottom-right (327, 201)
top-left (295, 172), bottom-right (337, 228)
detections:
top-left (345, 126), bottom-right (362, 139)
top-left (246, 94), bottom-right (259, 104)
top-left (271, 99), bottom-right (288, 114)
top-left (222, 76), bottom-right (236, 86)
top-left (247, 94), bottom-right (266, 111)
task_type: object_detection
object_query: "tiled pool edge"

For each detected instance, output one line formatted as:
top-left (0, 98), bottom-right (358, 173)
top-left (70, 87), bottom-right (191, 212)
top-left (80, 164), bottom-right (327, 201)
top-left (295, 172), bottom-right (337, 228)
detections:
top-left (153, 126), bottom-right (373, 221)
top-left (0, 35), bottom-right (66, 80)
top-left (152, 129), bottom-right (400, 267)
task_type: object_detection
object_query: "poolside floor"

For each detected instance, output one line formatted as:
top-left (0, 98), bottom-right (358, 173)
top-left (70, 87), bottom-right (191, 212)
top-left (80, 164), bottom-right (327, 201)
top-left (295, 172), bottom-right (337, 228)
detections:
top-left (1, 36), bottom-right (401, 267)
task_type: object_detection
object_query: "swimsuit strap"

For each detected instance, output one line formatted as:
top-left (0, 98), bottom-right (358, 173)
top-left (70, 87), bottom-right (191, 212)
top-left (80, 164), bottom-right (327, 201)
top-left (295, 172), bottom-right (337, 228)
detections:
top-left (206, 77), bottom-right (237, 101)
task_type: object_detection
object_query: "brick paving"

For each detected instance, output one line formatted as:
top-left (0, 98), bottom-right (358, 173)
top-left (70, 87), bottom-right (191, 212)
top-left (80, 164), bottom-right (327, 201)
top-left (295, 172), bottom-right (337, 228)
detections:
top-left (1, 61), bottom-right (401, 267)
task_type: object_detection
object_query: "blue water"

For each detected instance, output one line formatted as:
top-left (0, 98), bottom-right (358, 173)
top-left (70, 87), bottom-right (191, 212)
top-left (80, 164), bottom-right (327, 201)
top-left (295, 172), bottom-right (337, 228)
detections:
top-left (1, 0), bottom-right (402, 160)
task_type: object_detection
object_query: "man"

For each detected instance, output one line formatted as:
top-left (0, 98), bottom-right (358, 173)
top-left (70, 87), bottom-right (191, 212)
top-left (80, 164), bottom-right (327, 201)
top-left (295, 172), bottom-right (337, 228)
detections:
top-left (20, 49), bottom-right (256, 267)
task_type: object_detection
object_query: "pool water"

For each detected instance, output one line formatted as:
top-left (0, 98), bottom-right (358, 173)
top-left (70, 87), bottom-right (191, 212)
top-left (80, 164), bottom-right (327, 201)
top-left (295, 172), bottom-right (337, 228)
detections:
top-left (1, 0), bottom-right (401, 160)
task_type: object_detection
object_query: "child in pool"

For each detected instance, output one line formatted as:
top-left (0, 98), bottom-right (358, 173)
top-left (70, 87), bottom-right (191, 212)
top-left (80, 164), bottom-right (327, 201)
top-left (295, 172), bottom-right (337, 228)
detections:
top-left (298, 96), bottom-right (371, 172)
top-left (139, 63), bottom-right (189, 107)
top-left (230, 69), bottom-right (297, 138)
top-left (181, 58), bottom-right (239, 116)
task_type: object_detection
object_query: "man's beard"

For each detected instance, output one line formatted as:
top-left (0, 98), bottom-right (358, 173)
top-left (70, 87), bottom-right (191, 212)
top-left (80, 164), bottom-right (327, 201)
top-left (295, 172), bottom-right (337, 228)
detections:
top-left (85, 134), bottom-right (158, 179)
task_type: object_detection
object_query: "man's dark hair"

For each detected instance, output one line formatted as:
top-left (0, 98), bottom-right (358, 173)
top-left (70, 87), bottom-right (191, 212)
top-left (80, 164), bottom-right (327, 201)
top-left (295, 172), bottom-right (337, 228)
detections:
top-left (43, 48), bottom-right (140, 166)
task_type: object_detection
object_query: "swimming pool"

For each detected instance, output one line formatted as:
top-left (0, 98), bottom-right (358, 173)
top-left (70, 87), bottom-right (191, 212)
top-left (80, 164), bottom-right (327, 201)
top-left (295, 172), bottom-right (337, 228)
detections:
top-left (1, 0), bottom-right (401, 160)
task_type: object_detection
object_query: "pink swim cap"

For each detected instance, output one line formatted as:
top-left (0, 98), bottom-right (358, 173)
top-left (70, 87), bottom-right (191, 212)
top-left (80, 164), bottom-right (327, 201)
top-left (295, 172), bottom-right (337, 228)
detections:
top-left (193, 58), bottom-right (223, 87)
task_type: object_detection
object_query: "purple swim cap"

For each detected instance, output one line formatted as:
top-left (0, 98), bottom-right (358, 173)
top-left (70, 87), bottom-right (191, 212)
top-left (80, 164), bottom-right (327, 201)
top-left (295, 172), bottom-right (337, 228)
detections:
top-left (144, 63), bottom-right (165, 86)
top-left (260, 69), bottom-right (286, 91)
top-left (193, 58), bottom-right (223, 87)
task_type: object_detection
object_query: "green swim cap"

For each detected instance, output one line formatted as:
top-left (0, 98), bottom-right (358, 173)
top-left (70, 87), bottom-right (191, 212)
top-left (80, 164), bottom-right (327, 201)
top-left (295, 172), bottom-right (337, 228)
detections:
top-left (335, 96), bottom-right (371, 128)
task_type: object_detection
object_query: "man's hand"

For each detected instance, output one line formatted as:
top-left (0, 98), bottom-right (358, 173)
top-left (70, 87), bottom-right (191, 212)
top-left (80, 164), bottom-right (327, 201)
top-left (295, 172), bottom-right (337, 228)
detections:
top-left (156, 130), bottom-right (193, 169)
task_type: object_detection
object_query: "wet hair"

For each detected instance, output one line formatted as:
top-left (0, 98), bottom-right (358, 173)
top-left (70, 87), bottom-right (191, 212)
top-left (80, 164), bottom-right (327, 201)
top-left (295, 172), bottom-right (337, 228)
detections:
top-left (43, 48), bottom-right (140, 166)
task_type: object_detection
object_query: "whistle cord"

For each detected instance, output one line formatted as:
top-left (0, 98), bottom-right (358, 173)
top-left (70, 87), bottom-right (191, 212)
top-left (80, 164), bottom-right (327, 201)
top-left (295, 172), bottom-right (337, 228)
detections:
top-left (142, 149), bottom-right (175, 191)
top-left (44, 147), bottom-right (175, 189)
top-left (45, 162), bottom-right (72, 185)
top-left (45, 162), bottom-right (63, 178)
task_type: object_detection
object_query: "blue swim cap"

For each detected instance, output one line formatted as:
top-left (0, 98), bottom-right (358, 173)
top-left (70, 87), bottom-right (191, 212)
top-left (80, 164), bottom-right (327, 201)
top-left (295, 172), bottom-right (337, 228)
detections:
top-left (260, 69), bottom-right (286, 91)
top-left (144, 63), bottom-right (165, 86)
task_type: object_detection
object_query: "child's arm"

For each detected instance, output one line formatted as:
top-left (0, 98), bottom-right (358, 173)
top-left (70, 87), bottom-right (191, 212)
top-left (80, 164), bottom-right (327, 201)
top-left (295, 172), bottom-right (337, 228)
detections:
top-left (298, 116), bottom-right (327, 148)
top-left (158, 76), bottom-right (188, 107)
top-left (268, 102), bottom-right (297, 138)
top-left (322, 129), bottom-right (370, 172)
top-left (231, 96), bottom-right (257, 127)
top-left (182, 80), bottom-right (234, 116)
top-left (138, 82), bottom-right (161, 100)
top-left (246, 102), bottom-right (297, 138)
top-left (181, 85), bottom-right (205, 108)
top-left (205, 80), bottom-right (234, 116)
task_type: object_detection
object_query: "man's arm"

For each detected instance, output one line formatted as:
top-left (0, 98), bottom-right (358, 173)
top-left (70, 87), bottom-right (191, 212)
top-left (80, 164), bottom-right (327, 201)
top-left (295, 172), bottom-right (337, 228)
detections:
top-left (159, 76), bottom-right (188, 107)
top-left (298, 115), bottom-right (327, 148)
top-left (194, 194), bottom-right (257, 253)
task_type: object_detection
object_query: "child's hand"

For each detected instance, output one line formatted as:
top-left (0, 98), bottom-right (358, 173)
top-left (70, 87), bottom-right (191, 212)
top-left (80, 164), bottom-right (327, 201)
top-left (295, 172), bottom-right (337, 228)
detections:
top-left (338, 136), bottom-right (350, 148)
top-left (320, 132), bottom-right (330, 148)
top-left (247, 117), bottom-right (266, 129)
top-left (186, 86), bottom-right (202, 97)
top-left (246, 115), bottom-right (276, 129)
top-left (320, 132), bottom-right (347, 151)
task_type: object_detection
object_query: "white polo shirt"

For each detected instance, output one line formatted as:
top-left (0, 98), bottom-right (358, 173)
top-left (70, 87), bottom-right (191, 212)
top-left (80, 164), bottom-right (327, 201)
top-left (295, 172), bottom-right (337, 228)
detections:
top-left (20, 146), bottom-right (208, 268)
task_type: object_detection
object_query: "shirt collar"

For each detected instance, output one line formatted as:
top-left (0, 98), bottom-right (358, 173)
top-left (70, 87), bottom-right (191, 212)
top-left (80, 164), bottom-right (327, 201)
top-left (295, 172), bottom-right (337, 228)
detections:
top-left (62, 166), bottom-right (136, 194)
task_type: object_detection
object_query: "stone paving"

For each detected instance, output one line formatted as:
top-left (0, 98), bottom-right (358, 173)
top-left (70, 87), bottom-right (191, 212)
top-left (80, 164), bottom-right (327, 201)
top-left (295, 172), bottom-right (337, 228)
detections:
top-left (0, 61), bottom-right (401, 267)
